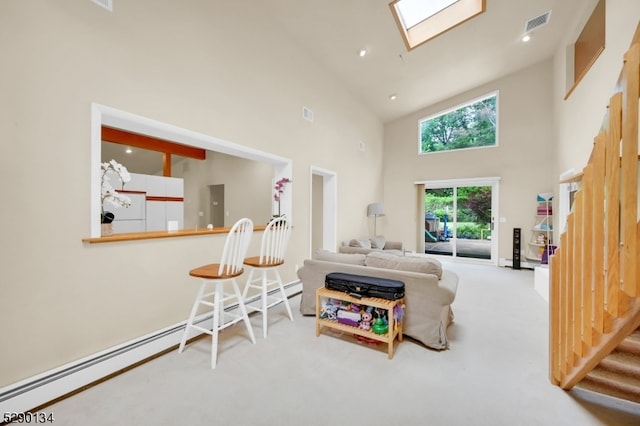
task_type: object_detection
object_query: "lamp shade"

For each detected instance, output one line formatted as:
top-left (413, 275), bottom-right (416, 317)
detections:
top-left (367, 203), bottom-right (385, 217)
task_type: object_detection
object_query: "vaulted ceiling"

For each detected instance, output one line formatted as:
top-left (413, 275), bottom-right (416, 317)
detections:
top-left (263, 0), bottom-right (593, 123)
top-left (103, 0), bottom-right (595, 173)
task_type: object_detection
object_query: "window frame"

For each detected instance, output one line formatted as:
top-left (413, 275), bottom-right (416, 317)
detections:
top-left (417, 90), bottom-right (499, 155)
top-left (389, 0), bottom-right (486, 51)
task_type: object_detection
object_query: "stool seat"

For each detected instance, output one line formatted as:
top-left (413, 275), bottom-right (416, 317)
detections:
top-left (189, 264), bottom-right (244, 279)
top-left (243, 256), bottom-right (284, 268)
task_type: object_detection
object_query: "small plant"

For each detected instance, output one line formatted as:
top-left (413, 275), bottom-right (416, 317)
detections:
top-left (273, 177), bottom-right (291, 217)
top-left (101, 159), bottom-right (131, 223)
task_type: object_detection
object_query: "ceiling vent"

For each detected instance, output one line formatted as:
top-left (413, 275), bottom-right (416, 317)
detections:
top-left (91, 0), bottom-right (113, 12)
top-left (524, 10), bottom-right (551, 33)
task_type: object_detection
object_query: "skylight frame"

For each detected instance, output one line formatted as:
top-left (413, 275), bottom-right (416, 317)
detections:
top-left (389, 0), bottom-right (486, 51)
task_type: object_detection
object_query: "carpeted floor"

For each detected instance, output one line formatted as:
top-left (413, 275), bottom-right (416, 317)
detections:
top-left (44, 261), bottom-right (640, 425)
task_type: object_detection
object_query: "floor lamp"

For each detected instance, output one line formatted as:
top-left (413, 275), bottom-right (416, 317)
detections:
top-left (367, 203), bottom-right (385, 236)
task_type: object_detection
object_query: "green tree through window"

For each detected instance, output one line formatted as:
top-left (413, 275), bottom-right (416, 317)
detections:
top-left (420, 93), bottom-right (497, 153)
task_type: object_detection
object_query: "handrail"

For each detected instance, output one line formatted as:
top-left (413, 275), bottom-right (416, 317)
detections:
top-left (549, 35), bottom-right (640, 389)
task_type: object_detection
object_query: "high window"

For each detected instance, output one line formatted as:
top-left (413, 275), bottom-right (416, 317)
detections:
top-left (419, 92), bottom-right (497, 154)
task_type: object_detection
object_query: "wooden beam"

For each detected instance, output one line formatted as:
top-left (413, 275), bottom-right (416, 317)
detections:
top-left (574, 0), bottom-right (606, 83)
top-left (102, 126), bottom-right (206, 160)
top-left (163, 153), bottom-right (171, 177)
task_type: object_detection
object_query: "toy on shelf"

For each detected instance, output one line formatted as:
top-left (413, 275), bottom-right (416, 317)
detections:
top-left (315, 287), bottom-right (404, 359)
top-left (372, 317), bottom-right (389, 335)
top-left (359, 309), bottom-right (373, 331)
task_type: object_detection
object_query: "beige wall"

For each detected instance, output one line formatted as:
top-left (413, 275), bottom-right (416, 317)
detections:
top-left (0, 0), bottom-right (383, 386)
top-left (174, 153), bottom-right (274, 229)
top-left (553, 0), bottom-right (640, 179)
top-left (383, 60), bottom-right (556, 260)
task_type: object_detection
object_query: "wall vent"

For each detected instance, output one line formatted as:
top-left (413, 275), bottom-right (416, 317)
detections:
top-left (91, 0), bottom-right (113, 12)
top-left (302, 106), bottom-right (314, 122)
top-left (524, 10), bottom-right (551, 33)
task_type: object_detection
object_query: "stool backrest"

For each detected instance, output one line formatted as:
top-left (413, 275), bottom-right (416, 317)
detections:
top-left (219, 218), bottom-right (254, 276)
top-left (260, 217), bottom-right (291, 264)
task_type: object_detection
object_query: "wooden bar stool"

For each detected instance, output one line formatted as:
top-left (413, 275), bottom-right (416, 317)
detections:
top-left (178, 218), bottom-right (256, 369)
top-left (242, 217), bottom-right (294, 338)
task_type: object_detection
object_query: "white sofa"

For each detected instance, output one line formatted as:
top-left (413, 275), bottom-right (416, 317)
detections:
top-left (297, 250), bottom-right (458, 350)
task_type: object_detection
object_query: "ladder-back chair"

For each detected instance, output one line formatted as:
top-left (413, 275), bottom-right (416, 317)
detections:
top-left (178, 218), bottom-right (256, 368)
top-left (242, 217), bottom-right (294, 338)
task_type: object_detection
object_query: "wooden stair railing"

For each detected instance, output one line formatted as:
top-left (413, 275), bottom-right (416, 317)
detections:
top-left (550, 33), bottom-right (640, 391)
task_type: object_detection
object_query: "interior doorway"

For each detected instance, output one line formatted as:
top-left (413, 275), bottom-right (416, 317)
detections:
top-left (310, 166), bottom-right (337, 256)
top-left (420, 177), bottom-right (499, 264)
top-left (208, 184), bottom-right (225, 227)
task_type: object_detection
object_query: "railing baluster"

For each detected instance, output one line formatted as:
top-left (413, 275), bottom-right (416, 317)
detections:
top-left (567, 212), bottom-right (578, 366)
top-left (582, 164), bottom-right (594, 349)
top-left (592, 133), bottom-right (606, 340)
top-left (550, 251), bottom-right (561, 384)
top-left (621, 45), bottom-right (639, 298)
top-left (606, 92), bottom-right (625, 318)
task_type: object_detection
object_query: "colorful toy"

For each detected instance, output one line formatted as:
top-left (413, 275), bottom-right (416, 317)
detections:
top-left (372, 317), bottom-right (389, 334)
top-left (320, 303), bottom-right (338, 320)
top-left (349, 303), bottom-right (362, 312)
top-left (337, 310), bottom-right (361, 327)
top-left (374, 308), bottom-right (388, 325)
top-left (359, 310), bottom-right (373, 331)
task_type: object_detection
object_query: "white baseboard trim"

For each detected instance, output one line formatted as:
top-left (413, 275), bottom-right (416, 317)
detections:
top-left (570, 386), bottom-right (640, 416)
top-left (0, 281), bottom-right (302, 415)
top-left (499, 257), bottom-right (537, 270)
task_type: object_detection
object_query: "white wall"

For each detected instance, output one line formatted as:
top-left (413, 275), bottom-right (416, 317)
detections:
top-left (0, 0), bottom-right (383, 387)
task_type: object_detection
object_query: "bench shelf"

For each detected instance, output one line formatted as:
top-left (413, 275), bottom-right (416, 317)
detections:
top-left (315, 287), bottom-right (404, 359)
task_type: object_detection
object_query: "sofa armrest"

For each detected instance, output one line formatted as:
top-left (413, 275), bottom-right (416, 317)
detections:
top-left (384, 241), bottom-right (403, 251)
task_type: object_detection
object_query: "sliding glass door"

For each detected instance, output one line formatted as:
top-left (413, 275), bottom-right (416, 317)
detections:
top-left (422, 178), bottom-right (498, 263)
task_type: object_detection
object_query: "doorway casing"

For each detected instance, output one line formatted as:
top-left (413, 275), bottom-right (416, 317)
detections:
top-left (310, 166), bottom-right (337, 256)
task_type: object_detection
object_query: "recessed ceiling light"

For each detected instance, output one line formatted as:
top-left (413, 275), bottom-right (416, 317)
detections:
top-left (125, 147), bottom-right (133, 154)
top-left (389, 94), bottom-right (397, 101)
top-left (522, 34), bottom-right (531, 42)
top-left (359, 49), bottom-right (367, 57)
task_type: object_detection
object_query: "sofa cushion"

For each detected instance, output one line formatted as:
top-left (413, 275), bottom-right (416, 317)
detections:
top-left (314, 249), bottom-right (366, 265)
top-left (365, 251), bottom-right (443, 279)
top-left (349, 238), bottom-right (372, 249)
top-left (370, 236), bottom-right (386, 249)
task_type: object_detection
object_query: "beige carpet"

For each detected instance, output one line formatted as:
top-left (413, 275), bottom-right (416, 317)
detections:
top-left (45, 262), bottom-right (640, 425)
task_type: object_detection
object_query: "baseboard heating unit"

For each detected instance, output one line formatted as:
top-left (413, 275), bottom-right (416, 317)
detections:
top-left (0, 281), bottom-right (301, 415)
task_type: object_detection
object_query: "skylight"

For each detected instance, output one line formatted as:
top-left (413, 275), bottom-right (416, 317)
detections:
top-left (389, 0), bottom-right (486, 51)
top-left (394, 0), bottom-right (459, 29)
